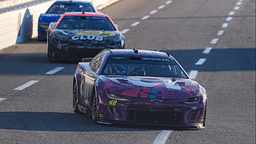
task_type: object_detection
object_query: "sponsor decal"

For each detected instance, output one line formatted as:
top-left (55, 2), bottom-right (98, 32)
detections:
top-left (149, 89), bottom-right (158, 99)
top-left (72, 35), bottom-right (104, 41)
top-left (44, 14), bottom-right (61, 17)
top-left (75, 31), bottom-right (116, 37)
top-left (166, 80), bottom-right (181, 90)
top-left (142, 57), bottom-right (170, 61)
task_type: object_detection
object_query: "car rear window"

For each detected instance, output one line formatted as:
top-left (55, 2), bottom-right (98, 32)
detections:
top-left (46, 3), bottom-right (95, 14)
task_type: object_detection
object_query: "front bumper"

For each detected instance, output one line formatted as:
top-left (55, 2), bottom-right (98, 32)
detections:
top-left (97, 98), bottom-right (207, 128)
top-left (49, 42), bottom-right (124, 61)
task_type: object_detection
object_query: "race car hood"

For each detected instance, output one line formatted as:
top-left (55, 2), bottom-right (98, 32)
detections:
top-left (53, 30), bottom-right (122, 47)
top-left (39, 14), bottom-right (62, 24)
top-left (102, 75), bottom-right (201, 100)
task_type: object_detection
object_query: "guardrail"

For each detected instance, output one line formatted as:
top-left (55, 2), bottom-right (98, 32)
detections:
top-left (0, 0), bottom-right (118, 50)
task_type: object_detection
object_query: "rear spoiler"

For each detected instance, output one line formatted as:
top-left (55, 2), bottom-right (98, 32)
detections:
top-left (82, 58), bottom-right (93, 62)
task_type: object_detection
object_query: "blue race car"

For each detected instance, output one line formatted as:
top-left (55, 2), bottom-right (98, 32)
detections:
top-left (38, 1), bottom-right (97, 41)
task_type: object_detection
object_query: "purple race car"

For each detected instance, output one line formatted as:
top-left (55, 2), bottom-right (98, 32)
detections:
top-left (73, 49), bottom-right (207, 129)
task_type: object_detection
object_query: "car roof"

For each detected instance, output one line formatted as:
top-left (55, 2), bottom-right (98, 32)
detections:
top-left (104, 49), bottom-right (171, 58)
top-left (62, 12), bottom-right (107, 17)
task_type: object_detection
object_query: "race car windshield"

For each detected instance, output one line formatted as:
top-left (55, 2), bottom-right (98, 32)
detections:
top-left (57, 16), bottom-right (116, 30)
top-left (46, 3), bottom-right (95, 14)
top-left (102, 57), bottom-right (188, 78)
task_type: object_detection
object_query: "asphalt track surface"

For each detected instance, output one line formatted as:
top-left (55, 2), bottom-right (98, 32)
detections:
top-left (0, 0), bottom-right (255, 143)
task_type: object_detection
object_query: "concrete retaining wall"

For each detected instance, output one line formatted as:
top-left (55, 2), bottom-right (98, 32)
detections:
top-left (0, 0), bottom-right (35, 9)
top-left (0, 0), bottom-right (118, 50)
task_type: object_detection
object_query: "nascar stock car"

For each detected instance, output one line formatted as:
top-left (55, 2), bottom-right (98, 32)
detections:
top-left (47, 12), bottom-right (125, 62)
top-left (38, 1), bottom-right (97, 40)
top-left (73, 49), bottom-right (207, 129)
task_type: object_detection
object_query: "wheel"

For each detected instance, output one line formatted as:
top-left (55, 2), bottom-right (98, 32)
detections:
top-left (91, 93), bottom-right (98, 123)
top-left (73, 80), bottom-right (81, 114)
top-left (48, 43), bottom-right (53, 62)
top-left (48, 46), bottom-right (55, 62)
top-left (38, 37), bottom-right (43, 41)
top-left (203, 109), bottom-right (206, 126)
top-left (122, 43), bottom-right (125, 49)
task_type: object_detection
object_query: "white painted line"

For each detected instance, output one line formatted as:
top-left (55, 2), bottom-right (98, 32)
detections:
top-left (210, 38), bottom-right (219, 44)
top-left (195, 58), bottom-right (207, 65)
top-left (202, 47), bottom-right (212, 54)
top-left (14, 80), bottom-right (39, 90)
top-left (150, 10), bottom-right (158, 15)
top-left (121, 29), bottom-right (130, 34)
top-left (189, 70), bottom-right (198, 79)
top-left (158, 5), bottom-right (165, 9)
top-left (228, 11), bottom-right (235, 15)
top-left (236, 1), bottom-right (242, 5)
top-left (165, 1), bottom-right (172, 4)
top-left (222, 23), bottom-right (228, 28)
top-left (46, 67), bottom-right (65, 75)
top-left (153, 130), bottom-right (172, 144)
top-left (131, 21), bottom-right (140, 27)
top-left (217, 30), bottom-right (224, 35)
top-left (226, 17), bottom-right (233, 21)
top-left (141, 15), bottom-right (150, 20)
top-left (0, 98), bottom-right (6, 102)
top-left (234, 6), bottom-right (240, 10)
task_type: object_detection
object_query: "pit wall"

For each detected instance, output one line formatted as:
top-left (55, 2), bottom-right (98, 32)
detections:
top-left (0, 0), bottom-right (118, 50)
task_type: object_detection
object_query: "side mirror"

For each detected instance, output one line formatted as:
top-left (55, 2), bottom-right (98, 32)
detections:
top-left (115, 24), bottom-right (119, 30)
top-left (49, 22), bottom-right (57, 29)
top-left (82, 58), bottom-right (93, 62)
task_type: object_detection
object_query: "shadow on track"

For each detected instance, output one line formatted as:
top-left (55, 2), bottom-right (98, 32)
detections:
top-left (0, 46), bottom-right (255, 75)
top-left (0, 112), bottom-right (193, 132)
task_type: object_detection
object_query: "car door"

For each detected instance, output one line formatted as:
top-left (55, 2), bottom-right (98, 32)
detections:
top-left (81, 52), bottom-right (105, 108)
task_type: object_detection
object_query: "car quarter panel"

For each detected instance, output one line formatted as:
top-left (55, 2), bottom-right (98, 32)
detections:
top-left (76, 63), bottom-right (98, 108)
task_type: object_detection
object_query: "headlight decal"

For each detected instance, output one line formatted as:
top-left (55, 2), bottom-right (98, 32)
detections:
top-left (107, 92), bottom-right (132, 101)
top-left (182, 96), bottom-right (201, 104)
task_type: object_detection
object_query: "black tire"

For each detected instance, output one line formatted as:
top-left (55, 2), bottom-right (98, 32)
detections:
top-left (38, 37), bottom-right (43, 41)
top-left (91, 93), bottom-right (98, 123)
top-left (47, 42), bottom-right (50, 57)
top-left (48, 46), bottom-right (55, 62)
top-left (203, 110), bottom-right (206, 127)
top-left (48, 45), bottom-right (53, 62)
top-left (73, 80), bottom-right (81, 114)
top-left (122, 43), bottom-right (125, 49)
